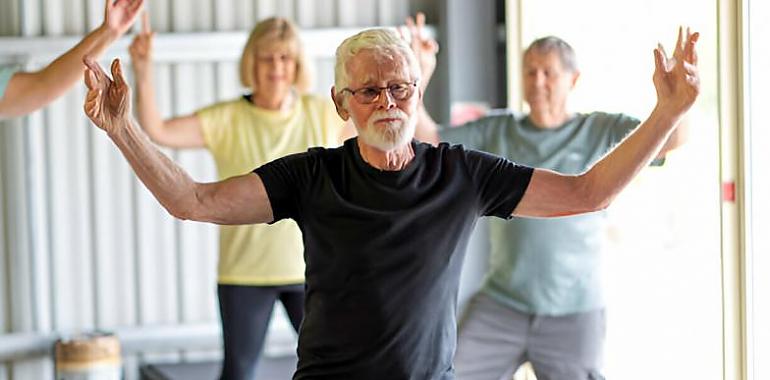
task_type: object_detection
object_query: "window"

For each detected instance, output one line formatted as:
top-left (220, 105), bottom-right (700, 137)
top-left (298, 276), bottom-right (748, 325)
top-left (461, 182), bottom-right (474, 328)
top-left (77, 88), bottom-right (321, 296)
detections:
top-left (746, 0), bottom-right (769, 378)
top-left (515, 0), bottom-right (723, 378)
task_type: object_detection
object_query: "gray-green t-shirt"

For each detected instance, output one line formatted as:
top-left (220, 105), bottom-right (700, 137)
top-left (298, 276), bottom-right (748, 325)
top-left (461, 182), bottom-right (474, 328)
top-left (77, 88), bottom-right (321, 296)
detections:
top-left (441, 110), bottom-right (645, 315)
top-left (0, 66), bottom-right (18, 100)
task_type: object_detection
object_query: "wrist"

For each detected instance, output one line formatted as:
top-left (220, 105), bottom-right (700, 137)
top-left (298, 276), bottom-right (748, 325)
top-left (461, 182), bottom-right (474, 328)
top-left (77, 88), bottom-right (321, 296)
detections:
top-left (133, 69), bottom-right (154, 85)
top-left (98, 22), bottom-right (122, 41)
top-left (650, 104), bottom-right (683, 129)
top-left (107, 117), bottom-right (134, 139)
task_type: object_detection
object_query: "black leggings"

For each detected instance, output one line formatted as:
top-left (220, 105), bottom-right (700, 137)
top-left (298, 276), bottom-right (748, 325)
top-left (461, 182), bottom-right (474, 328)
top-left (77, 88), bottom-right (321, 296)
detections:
top-left (217, 283), bottom-right (304, 380)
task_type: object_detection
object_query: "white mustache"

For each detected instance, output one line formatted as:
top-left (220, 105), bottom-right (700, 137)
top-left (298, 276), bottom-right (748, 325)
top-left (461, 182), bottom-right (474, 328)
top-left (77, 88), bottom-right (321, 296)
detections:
top-left (370, 110), bottom-right (407, 124)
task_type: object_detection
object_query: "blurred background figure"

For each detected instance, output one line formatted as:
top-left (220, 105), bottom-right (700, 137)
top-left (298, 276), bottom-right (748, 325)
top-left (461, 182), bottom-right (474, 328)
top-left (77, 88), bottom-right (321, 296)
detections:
top-left (128, 13), bottom-right (350, 380)
top-left (418, 32), bottom-right (688, 380)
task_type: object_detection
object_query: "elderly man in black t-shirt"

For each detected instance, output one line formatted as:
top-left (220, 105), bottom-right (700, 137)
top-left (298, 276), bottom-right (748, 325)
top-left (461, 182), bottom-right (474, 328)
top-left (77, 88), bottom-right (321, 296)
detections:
top-left (82, 26), bottom-right (699, 380)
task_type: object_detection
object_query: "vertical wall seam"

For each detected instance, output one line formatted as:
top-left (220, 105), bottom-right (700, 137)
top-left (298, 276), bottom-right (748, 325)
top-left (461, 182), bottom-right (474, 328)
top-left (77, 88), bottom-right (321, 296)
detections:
top-left (22, 109), bottom-right (39, 332)
top-left (86, 119), bottom-right (101, 329)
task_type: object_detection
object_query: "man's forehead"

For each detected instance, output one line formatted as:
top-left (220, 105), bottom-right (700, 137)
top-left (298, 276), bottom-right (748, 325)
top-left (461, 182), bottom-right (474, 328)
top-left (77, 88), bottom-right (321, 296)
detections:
top-left (348, 50), bottom-right (414, 84)
top-left (523, 50), bottom-right (563, 67)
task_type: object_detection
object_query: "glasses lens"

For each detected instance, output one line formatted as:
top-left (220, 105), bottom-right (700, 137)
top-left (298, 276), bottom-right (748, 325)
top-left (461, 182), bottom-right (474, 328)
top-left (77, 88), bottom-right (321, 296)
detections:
top-left (356, 87), bottom-right (381, 104)
top-left (389, 84), bottom-right (413, 100)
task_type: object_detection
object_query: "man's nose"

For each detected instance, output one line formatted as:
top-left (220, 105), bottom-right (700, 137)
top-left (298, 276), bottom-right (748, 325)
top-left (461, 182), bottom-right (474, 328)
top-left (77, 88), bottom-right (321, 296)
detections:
top-left (376, 88), bottom-right (397, 109)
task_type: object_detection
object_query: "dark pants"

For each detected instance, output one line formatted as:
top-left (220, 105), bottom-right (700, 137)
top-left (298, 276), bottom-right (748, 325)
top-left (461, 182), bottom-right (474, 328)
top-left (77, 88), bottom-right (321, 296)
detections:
top-left (217, 283), bottom-right (305, 380)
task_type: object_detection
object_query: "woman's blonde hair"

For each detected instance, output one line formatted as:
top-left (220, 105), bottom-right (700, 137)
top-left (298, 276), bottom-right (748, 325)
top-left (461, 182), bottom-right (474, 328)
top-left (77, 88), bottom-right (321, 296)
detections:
top-left (239, 17), bottom-right (311, 92)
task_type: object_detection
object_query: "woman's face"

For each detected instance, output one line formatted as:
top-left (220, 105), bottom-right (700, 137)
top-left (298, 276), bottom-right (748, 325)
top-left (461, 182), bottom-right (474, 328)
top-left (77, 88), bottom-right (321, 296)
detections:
top-left (252, 40), bottom-right (298, 99)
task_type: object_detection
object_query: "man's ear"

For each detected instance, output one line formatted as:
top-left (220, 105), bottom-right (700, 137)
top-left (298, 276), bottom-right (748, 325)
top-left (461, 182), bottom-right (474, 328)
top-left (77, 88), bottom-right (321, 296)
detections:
top-left (570, 70), bottom-right (581, 89)
top-left (331, 87), bottom-right (350, 120)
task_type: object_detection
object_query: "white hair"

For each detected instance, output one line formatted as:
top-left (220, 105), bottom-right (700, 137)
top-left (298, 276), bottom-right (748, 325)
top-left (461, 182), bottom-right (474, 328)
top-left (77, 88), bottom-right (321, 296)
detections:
top-left (334, 28), bottom-right (420, 94)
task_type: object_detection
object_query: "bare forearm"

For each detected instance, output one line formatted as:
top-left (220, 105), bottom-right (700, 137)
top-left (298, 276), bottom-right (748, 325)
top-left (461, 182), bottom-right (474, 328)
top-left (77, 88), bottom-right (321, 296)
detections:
top-left (657, 117), bottom-right (689, 157)
top-left (1, 25), bottom-right (119, 117)
top-left (581, 105), bottom-right (682, 208)
top-left (108, 117), bottom-right (199, 219)
top-left (38, 25), bottom-right (119, 102)
top-left (133, 72), bottom-right (167, 140)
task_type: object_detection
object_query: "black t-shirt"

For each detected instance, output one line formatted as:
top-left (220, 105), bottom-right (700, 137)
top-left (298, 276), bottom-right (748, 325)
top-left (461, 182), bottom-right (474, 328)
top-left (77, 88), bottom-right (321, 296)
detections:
top-left (254, 138), bottom-right (533, 380)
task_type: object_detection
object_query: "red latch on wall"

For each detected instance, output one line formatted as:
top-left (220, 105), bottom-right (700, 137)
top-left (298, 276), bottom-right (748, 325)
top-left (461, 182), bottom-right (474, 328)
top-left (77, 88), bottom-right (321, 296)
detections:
top-left (722, 181), bottom-right (736, 203)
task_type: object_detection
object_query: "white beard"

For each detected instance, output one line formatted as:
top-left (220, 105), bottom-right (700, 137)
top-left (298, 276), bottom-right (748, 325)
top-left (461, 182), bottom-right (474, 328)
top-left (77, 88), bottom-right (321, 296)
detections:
top-left (358, 109), bottom-right (416, 151)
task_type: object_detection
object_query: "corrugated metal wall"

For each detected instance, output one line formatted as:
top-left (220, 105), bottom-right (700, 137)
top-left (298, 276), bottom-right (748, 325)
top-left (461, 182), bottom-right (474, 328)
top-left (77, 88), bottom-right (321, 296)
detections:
top-left (0, 1), bottom-right (410, 379)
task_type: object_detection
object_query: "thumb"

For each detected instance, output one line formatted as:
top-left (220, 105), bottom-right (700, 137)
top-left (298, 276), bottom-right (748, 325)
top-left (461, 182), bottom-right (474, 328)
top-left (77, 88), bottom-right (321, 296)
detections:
top-left (111, 58), bottom-right (127, 87)
top-left (653, 48), bottom-right (665, 75)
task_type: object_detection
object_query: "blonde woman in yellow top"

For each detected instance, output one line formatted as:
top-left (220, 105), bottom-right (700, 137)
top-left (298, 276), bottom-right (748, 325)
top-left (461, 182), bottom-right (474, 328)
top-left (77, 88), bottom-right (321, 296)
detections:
top-left (129, 14), bottom-right (348, 379)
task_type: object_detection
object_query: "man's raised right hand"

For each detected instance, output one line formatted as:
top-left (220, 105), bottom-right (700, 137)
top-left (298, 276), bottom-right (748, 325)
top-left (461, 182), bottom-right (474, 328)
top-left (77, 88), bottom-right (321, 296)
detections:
top-left (83, 57), bottom-right (132, 135)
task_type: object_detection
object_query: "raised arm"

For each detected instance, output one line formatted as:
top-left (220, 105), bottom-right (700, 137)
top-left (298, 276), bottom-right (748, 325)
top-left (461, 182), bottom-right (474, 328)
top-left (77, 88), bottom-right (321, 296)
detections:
top-left (514, 28), bottom-right (700, 218)
top-left (0, 0), bottom-right (144, 118)
top-left (84, 57), bottom-right (273, 224)
top-left (401, 12), bottom-right (441, 145)
top-left (128, 11), bottom-right (205, 148)
top-left (652, 41), bottom-right (692, 160)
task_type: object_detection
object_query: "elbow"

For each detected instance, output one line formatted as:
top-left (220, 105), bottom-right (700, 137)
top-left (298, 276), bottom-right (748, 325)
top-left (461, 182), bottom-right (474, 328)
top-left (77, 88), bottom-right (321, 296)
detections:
top-left (165, 201), bottom-right (194, 221)
top-left (164, 187), bottom-right (203, 222)
top-left (576, 174), bottom-right (614, 213)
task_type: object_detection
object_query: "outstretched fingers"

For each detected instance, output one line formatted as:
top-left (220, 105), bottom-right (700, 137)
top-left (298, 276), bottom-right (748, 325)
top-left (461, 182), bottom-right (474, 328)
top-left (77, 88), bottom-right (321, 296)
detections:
top-left (653, 47), bottom-right (666, 76)
top-left (128, 0), bottom-right (145, 17)
top-left (84, 89), bottom-right (102, 119)
top-left (685, 32), bottom-right (699, 66)
top-left (141, 9), bottom-right (151, 35)
top-left (83, 56), bottom-right (111, 88)
top-left (84, 66), bottom-right (98, 90)
top-left (111, 58), bottom-right (127, 88)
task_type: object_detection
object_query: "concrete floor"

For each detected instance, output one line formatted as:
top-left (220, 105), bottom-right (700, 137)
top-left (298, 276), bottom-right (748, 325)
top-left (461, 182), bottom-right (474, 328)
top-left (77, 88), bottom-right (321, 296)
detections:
top-left (140, 355), bottom-right (297, 380)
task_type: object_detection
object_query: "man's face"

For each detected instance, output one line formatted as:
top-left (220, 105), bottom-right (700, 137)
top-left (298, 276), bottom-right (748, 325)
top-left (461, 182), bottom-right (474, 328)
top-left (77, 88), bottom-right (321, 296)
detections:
top-left (252, 40), bottom-right (297, 97)
top-left (522, 50), bottom-right (579, 116)
top-left (333, 49), bottom-right (420, 151)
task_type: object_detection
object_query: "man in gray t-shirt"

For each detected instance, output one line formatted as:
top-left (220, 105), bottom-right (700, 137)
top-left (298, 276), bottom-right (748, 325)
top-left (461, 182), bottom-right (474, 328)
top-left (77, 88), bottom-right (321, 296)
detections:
top-left (413, 33), bottom-right (686, 379)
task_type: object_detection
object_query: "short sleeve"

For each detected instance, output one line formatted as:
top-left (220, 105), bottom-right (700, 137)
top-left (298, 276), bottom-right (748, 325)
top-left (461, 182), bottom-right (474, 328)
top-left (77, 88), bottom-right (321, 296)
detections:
top-left (605, 113), bottom-right (665, 166)
top-left (195, 101), bottom-right (233, 151)
top-left (463, 148), bottom-right (534, 219)
top-left (606, 113), bottom-right (641, 145)
top-left (253, 150), bottom-right (316, 223)
top-left (440, 112), bottom-right (518, 152)
top-left (440, 117), bottom-right (490, 151)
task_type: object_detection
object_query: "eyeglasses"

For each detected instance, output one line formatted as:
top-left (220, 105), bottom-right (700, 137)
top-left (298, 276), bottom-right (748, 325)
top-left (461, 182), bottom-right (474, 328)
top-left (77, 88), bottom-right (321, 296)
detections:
top-left (341, 82), bottom-right (418, 104)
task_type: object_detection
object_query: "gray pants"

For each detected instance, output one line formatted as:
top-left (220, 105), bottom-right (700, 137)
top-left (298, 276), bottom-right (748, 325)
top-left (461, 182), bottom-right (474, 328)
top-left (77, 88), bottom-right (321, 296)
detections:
top-left (454, 293), bottom-right (605, 380)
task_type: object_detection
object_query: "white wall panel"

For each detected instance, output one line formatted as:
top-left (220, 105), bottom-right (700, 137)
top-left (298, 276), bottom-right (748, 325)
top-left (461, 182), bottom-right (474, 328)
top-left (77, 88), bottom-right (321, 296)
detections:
top-left (275, 0), bottom-right (295, 19)
top-left (47, 92), bottom-right (97, 332)
top-left (2, 123), bottom-right (34, 335)
top-left (19, 0), bottom-right (41, 36)
top-left (42, 0), bottom-right (66, 35)
top-left (295, 0), bottom-right (317, 27)
top-left (314, 0), bottom-right (338, 27)
top-left (91, 128), bottom-right (139, 328)
top-left (84, 0), bottom-right (103, 30)
top-left (339, 0), bottom-right (379, 26)
top-left (0, 126), bottom-right (7, 337)
top-left (236, 0), bottom-right (256, 29)
top-left (255, 0), bottom-right (277, 21)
